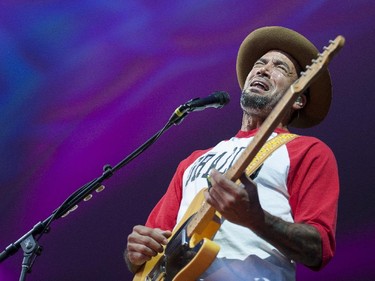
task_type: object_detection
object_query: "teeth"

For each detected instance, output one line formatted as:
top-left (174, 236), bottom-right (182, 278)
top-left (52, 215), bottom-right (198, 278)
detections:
top-left (251, 81), bottom-right (268, 91)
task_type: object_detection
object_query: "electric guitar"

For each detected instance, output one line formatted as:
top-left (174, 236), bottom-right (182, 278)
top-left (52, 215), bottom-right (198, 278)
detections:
top-left (133, 35), bottom-right (345, 281)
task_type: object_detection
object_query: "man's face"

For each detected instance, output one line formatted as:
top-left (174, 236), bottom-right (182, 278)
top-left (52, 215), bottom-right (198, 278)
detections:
top-left (241, 50), bottom-right (300, 117)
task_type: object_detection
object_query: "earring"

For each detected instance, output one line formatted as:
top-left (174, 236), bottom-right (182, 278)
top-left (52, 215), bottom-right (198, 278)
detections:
top-left (296, 96), bottom-right (303, 107)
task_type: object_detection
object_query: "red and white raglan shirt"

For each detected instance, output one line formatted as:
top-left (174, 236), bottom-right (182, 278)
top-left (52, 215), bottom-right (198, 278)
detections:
top-left (146, 128), bottom-right (339, 281)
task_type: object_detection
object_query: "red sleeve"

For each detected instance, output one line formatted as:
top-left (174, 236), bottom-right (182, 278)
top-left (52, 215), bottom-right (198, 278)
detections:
top-left (145, 149), bottom-right (209, 231)
top-left (287, 137), bottom-right (339, 269)
top-left (145, 165), bottom-right (182, 231)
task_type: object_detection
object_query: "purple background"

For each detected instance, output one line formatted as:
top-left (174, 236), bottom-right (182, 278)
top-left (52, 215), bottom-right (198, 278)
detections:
top-left (1, 1), bottom-right (374, 280)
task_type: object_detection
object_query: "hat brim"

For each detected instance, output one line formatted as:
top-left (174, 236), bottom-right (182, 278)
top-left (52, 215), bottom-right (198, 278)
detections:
top-left (236, 26), bottom-right (332, 128)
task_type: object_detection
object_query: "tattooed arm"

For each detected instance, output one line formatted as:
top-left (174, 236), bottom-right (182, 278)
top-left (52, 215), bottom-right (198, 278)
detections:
top-left (255, 212), bottom-right (322, 267)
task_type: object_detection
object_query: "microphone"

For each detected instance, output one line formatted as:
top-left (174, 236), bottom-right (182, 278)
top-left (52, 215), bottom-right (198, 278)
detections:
top-left (168, 91), bottom-right (230, 125)
top-left (176, 91), bottom-right (230, 115)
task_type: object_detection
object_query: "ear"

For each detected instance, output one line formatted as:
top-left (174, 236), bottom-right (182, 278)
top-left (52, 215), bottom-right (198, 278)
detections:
top-left (292, 94), bottom-right (307, 110)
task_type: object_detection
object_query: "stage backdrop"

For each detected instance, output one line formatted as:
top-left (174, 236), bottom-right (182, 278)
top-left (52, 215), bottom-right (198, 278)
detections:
top-left (1, 1), bottom-right (374, 280)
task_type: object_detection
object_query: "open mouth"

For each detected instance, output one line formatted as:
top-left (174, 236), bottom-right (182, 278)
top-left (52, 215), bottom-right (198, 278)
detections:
top-left (250, 80), bottom-right (269, 91)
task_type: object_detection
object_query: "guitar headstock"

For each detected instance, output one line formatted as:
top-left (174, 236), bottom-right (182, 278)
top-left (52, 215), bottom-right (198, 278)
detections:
top-left (292, 35), bottom-right (345, 93)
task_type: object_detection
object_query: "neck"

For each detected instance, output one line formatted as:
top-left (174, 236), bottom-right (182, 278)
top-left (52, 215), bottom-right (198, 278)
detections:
top-left (240, 111), bottom-right (289, 132)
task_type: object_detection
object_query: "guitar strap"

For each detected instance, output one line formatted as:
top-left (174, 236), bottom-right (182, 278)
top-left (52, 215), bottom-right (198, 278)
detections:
top-left (241, 133), bottom-right (299, 181)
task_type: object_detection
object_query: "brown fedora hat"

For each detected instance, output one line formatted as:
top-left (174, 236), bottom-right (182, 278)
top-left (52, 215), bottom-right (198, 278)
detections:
top-left (236, 26), bottom-right (332, 128)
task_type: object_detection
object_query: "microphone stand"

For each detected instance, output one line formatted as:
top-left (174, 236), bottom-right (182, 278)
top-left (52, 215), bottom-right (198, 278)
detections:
top-left (0, 107), bottom-right (189, 281)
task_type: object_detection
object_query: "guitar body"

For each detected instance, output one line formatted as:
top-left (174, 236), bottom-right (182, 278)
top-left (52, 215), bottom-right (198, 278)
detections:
top-left (133, 235), bottom-right (219, 281)
top-left (172, 237), bottom-right (220, 281)
top-left (133, 189), bottom-right (221, 281)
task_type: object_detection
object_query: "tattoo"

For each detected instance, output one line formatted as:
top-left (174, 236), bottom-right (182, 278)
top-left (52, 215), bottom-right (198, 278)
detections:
top-left (258, 212), bottom-right (322, 267)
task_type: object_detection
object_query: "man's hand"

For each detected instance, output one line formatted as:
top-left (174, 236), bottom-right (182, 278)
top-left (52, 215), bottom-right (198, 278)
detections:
top-left (204, 169), bottom-right (265, 229)
top-left (125, 225), bottom-right (172, 273)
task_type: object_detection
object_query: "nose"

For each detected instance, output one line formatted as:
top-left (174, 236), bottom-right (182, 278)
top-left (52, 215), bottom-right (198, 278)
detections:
top-left (256, 64), bottom-right (271, 77)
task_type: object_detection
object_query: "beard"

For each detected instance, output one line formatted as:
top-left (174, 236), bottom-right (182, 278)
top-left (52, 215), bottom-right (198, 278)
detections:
top-left (240, 89), bottom-right (281, 118)
top-left (240, 91), bottom-right (271, 109)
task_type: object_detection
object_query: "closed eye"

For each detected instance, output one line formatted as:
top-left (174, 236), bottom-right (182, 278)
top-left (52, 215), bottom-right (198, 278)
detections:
top-left (276, 64), bottom-right (288, 73)
top-left (253, 60), bottom-right (265, 67)
top-left (272, 59), bottom-right (291, 74)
